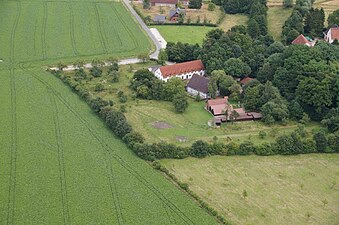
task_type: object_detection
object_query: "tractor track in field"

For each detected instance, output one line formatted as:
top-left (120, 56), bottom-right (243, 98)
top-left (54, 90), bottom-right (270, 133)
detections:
top-left (7, 2), bottom-right (20, 224)
top-left (93, 3), bottom-right (108, 54)
top-left (41, 2), bottom-right (48, 60)
top-left (68, 3), bottom-right (78, 57)
top-left (48, 90), bottom-right (71, 225)
top-left (22, 66), bottom-right (197, 225)
top-left (110, 3), bottom-right (137, 52)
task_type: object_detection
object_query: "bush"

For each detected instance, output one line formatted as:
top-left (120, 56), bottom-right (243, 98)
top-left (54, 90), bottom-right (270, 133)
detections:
top-left (190, 140), bottom-right (210, 158)
top-left (90, 66), bottom-right (102, 77)
top-left (238, 141), bottom-right (256, 155)
top-left (208, 3), bottom-right (216, 11)
top-left (94, 83), bottom-right (104, 92)
top-left (122, 131), bottom-right (145, 148)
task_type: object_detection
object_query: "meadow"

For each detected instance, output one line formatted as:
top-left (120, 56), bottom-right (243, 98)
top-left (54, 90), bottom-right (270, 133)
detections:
top-left (0, 1), bottom-right (217, 224)
top-left (151, 25), bottom-right (215, 44)
top-left (161, 154), bottom-right (339, 225)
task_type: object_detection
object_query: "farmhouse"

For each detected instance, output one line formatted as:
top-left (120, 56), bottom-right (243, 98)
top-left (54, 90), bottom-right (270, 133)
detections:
top-left (151, 0), bottom-right (178, 7)
top-left (154, 60), bottom-right (205, 82)
top-left (206, 97), bottom-right (262, 122)
top-left (169, 8), bottom-right (185, 22)
top-left (186, 74), bottom-right (209, 99)
top-left (324, 25), bottom-right (339, 44)
top-left (291, 34), bottom-right (316, 47)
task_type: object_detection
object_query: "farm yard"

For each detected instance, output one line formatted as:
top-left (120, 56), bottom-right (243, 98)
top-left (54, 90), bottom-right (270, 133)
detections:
top-left (59, 62), bottom-right (321, 147)
top-left (0, 0), bottom-right (218, 224)
top-left (161, 154), bottom-right (339, 225)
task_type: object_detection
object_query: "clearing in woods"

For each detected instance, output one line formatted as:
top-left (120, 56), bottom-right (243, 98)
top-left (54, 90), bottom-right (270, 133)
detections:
top-left (161, 154), bottom-right (339, 225)
top-left (0, 0), bottom-right (217, 224)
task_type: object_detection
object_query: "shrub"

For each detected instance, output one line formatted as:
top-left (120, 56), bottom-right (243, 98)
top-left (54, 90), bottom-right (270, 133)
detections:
top-left (208, 2), bottom-right (216, 11)
top-left (122, 131), bottom-right (145, 148)
top-left (190, 140), bottom-right (210, 158)
top-left (90, 66), bottom-right (102, 77)
top-left (95, 83), bottom-right (104, 92)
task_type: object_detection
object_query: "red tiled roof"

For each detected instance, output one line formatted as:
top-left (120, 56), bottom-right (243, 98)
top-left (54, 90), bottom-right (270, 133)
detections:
top-left (330, 27), bottom-right (339, 40)
top-left (292, 34), bottom-right (311, 45)
top-left (240, 77), bottom-right (253, 85)
top-left (159, 60), bottom-right (205, 78)
top-left (206, 97), bottom-right (230, 115)
top-left (151, 0), bottom-right (178, 4)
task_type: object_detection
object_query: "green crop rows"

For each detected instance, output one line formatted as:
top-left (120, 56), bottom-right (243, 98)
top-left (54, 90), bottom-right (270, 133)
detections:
top-left (0, 1), bottom-right (217, 224)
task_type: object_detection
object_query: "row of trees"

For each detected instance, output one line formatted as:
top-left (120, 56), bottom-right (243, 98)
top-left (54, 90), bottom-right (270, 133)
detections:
top-left (130, 69), bottom-right (188, 113)
top-left (131, 129), bottom-right (339, 161)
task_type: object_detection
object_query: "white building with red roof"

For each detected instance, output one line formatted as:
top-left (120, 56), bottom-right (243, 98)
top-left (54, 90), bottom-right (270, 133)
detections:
top-left (291, 34), bottom-right (315, 47)
top-left (154, 60), bottom-right (205, 82)
top-left (324, 25), bottom-right (339, 44)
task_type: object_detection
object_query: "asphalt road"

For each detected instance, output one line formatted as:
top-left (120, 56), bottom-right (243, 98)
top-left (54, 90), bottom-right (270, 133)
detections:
top-left (121, 0), bottom-right (161, 60)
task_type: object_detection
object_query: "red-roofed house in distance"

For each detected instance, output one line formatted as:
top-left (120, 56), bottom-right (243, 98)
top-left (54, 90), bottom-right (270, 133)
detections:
top-left (324, 25), bottom-right (339, 44)
top-left (154, 60), bottom-right (205, 82)
top-left (292, 34), bottom-right (316, 47)
top-left (151, 0), bottom-right (178, 7)
top-left (240, 77), bottom-right (253, 86)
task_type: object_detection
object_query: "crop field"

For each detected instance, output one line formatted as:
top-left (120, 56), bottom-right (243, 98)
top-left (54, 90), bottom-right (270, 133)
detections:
top-left (0, 0), bottom-right (217, 224)
top-left (161, 154), bottom-right (339, 225)
top-left (0, 0), bottom-right (151, 68)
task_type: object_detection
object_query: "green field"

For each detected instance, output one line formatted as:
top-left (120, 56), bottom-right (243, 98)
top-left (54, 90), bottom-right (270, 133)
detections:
top-left (0, 0), bottom-right (152, 68)
top-left (267, 6), bottom-right (292, 40)
top-left (161, 154), bottom-right (339, 225)
top-left (0, 1), bottom-right (217, 224)
top-left (151, 25), bottom-right (216, 44)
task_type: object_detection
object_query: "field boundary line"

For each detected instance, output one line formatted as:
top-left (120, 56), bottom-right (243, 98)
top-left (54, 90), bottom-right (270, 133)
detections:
top-left (41, 2), bottom-right (47, 60)
top-left (7, 2), bottom-right (21, 224)
top-left (68, 2), bottom-right (78, 56)
top-left (48, 90), bottom-right (71, 225)
top-left (110, 3), bottom-right (138, 52)
top-left (25, 69), bottom-right (196, 225)
top-left (93, 3), bottom-right (108, 54)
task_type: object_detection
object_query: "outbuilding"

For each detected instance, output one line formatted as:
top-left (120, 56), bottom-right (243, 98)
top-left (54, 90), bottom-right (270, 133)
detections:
top-left (186, 74), bottom-right (209, 99)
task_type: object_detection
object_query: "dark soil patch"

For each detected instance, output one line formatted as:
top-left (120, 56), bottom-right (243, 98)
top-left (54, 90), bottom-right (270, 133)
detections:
top-left (176, 136), bottom-right (188, 142)
top-left (152, 121), bottom-right (172, 129)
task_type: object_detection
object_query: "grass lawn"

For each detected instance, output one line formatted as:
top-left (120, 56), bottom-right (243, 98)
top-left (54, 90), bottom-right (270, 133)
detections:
top-left (161, 154), bottom-right (339, 225)
top-left (267, 6), bottom-right (292, 40)
top-left (150, 25), bottom-right (216, 44)
top-left (0, 1), bottom-right (217, 224)
top-left (218, 13), bottom-right (248, 32)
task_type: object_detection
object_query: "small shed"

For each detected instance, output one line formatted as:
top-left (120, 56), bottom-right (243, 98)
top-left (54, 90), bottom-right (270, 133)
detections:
top-left (153, 15), bottom-right (166, 23)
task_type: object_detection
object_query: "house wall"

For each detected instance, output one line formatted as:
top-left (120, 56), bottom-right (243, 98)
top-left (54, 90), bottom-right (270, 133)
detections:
top-left (187, 87), bottom-right (208, 99)
top-left (154, 68), bottom-right (205, 82)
